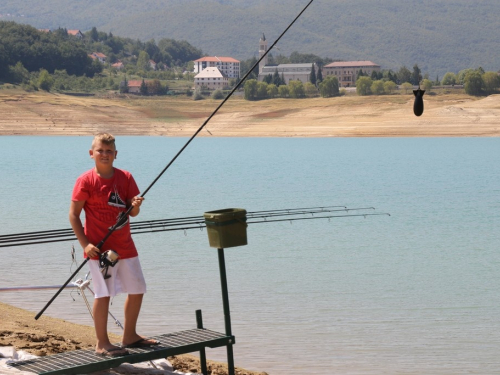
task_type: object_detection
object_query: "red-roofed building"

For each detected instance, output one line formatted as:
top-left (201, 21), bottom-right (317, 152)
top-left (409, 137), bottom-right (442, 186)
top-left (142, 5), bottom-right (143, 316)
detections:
top-left (67, 29), bottom-right (84, 39)
top-left (90, 52), bottom-right (107, 63)
top-left (112, 61), bottom-right (124, 70)
top-left (322, 61), bottom-right (381, 87)
top-left (127, 80), bottom-right (143, 94)
top-left (193, 56), bottom-right (240, 79)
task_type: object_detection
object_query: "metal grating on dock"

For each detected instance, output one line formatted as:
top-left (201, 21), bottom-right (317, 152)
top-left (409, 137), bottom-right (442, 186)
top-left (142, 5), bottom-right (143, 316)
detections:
top-left (8, 328), bottom-right (234, 375)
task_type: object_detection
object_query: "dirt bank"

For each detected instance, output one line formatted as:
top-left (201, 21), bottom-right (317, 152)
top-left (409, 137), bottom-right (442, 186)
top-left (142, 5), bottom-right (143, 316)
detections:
top-left (0, 90), bottom-right (499, 137)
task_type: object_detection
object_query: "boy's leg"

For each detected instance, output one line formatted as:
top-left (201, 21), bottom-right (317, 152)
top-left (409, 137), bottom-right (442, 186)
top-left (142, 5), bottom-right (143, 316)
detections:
top-left (94, 297), bottom-right (126, 353)
top-left (122, 293), bottom-right (144, 344)
top-left (122, 293), bottom-right (158, 346)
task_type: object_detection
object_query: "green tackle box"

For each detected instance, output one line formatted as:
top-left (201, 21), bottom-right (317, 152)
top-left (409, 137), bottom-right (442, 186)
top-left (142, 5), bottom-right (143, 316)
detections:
top-left (203, 208), bottom-right (247, 248)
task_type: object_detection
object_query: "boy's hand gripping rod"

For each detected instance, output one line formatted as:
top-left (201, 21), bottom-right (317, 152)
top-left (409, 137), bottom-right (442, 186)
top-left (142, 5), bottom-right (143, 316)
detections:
top-left (35, 0), bottom-right (314, 320)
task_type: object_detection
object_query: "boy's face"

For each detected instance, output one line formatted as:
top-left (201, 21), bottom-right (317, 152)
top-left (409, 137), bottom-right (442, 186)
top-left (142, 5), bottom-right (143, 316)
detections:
top-left (90, 141), bottom-right (117, 167)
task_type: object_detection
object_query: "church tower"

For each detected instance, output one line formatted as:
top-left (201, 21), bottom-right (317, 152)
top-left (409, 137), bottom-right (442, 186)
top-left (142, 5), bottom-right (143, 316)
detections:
top-left (258, 33), bottom-right (268, 74)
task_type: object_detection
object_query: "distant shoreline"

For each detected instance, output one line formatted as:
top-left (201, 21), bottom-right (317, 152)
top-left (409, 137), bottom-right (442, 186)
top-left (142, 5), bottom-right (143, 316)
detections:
top-left (1, 90), bottom-right (499, 137)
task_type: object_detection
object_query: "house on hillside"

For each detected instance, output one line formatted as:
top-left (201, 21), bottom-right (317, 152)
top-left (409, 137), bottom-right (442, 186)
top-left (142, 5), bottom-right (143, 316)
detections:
top-left (193, 57), bottom-right (240, 79)
top-left (67, 29), bottom-right (84, 39)
top-left (322, 61), bottom-right (381, 87)
top-left (149, 60), bottom-right (157, 71)
top-left (38, 29), bottom-right (51, 33)
top-left (194, 67), bottom-right (229, 90)
top-left (112, 61), bottom-right (124, 70)
top-left (126, 80), bottom-right (143, 94)
top-left (257, 33), bottom-right (318, 84)
top-left (90, 52), bottom-right (107, 63)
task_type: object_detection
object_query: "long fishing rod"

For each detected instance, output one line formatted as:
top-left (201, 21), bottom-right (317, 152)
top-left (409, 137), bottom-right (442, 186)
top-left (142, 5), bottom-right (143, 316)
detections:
top-left (0, 206), bottom-right (348, 243)
top-left (2, 206), bottom-right (376, 248)
top-left (0, 205), bottom-right (346, 242)
top-left (35, 1), bottom-right (315, 320)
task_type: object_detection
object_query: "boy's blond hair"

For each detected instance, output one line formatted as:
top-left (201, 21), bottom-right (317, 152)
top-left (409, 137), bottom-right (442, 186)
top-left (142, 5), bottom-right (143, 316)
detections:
top-left (92, 133), bottom-right (115, 149)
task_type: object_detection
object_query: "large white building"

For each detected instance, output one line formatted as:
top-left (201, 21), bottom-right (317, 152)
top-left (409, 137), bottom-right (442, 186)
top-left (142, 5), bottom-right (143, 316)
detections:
top-left (193, 56), bottom-right (240, 79)
top-left (259, 64), bottom-right (318, 84)
top-left (257, 33), bottom-right (317, 84)
top-left (322, 61), bottom-right (381, 87)
top-left (194, 67), bottom-right (229, 90)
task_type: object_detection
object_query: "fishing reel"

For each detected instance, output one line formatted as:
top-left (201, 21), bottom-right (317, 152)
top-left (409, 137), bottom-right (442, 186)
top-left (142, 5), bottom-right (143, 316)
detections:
top-left (99, 250), bottom-right (119, 279)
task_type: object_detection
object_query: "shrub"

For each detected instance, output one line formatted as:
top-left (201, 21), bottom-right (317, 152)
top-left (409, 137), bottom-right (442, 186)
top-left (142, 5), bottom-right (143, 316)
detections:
top-left (193, 89), bottom-right (204, 100)
top-left (211, 89), bottom-right (225, 99)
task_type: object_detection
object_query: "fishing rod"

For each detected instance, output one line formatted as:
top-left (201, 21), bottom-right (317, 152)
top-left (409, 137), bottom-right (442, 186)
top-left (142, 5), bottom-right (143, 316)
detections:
top-left (1, 206), bottom-right (377, 248)
top-left (34, 0), bottom-right (315, 320)
top-left (0, 205), bottom-right (346, 242)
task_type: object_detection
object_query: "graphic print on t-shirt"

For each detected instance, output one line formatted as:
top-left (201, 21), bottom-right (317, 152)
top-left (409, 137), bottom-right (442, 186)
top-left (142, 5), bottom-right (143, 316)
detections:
top-left (108, 185), bottom-right (126, 208)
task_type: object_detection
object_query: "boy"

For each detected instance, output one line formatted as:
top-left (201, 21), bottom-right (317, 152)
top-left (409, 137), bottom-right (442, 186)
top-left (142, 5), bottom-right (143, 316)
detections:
top-left (69, 133), bottom-right (158, 357)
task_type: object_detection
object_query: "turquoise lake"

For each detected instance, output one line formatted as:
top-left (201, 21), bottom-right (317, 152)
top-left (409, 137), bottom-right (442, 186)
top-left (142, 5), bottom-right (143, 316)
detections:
top-left (0, 136), bottom-right (499, 374)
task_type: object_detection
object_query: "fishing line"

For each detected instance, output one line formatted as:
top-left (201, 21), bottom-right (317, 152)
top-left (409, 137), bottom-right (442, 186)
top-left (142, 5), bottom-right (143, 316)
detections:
top-left (34, 0), bottom-right (315, 320)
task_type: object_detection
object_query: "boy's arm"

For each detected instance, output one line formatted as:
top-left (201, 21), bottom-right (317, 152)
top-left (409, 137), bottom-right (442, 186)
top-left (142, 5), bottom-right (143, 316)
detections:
top-left (69, 200), bottom-right (100, 258)
top-left (127, 196), bottom-right (144, 217)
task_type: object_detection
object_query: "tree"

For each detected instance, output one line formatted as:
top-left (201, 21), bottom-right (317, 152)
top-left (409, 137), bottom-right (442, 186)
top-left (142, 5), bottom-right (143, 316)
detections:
top-left (90, 27), bottom-right (99, 42)
top-left (457, 69), bottom-right (474, 85)
top-left (278, 85), bottom-right (289, 98)
top-left (8, 61), bottom-right (30, 84)
top-left (397, 66), bottom-right (412, 85)
top-left (288, 80), bottom-right (305, 98)
top-left (316, 64), bottom-right (323, 83)
top-left (304, 82), bottom-right (318, 97)
top-left (441, 72), bottom-right (457, 85)
top-left (38, 69), bottom-right (53, 91)
top-left (137, 51), bottom-right (150, 71)
top-left (256, 81), bottom-right (269, 99)
top-left (211, 89), bottom-right (225, 100)
top-left (401, 82), bottom-right (413, 94)
top-left (146, 79), bottom-right (164, 95)
top-left (411, 64), bottom-right (422, 85)
top-left (464, 71), bottom-right (483, 95)
top-left (244, 79), bottom-right (258, 100)
top-left (272, 69), bottom-right (283, 86)
top-left (356, 76), bottom-right (372, 96)
top-left (120, 75), bottom-right (129, 93)
top-left (319, 76), bottom-right (339, 98)
top-left (267, 84), bottom-right (278, 98)
top-left (140, 79), bottom-right (148, 95)
top-left (0, 43), bottom-right (8, 80)
top-left (310, 64), bottom-right (317, 85)
top-left (482, 71), bottom-right (500, 93)
top-left (383, 81), bottom-right (397, 94)
top-left (370, 80), bottom-right (385, 95)
top-left (421, 78), bottom-right (433, 91)
top-left (85, 58), bottom-right (103, 77)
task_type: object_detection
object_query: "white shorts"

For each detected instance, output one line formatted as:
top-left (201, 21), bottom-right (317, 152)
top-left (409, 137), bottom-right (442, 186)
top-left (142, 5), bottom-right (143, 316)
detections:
top-left (88, 256), bottom-right (147, 298)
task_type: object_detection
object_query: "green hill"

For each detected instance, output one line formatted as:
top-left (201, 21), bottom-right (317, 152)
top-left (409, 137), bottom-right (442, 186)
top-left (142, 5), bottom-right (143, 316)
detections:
top-left (1, 0), bottom-right (500, 78)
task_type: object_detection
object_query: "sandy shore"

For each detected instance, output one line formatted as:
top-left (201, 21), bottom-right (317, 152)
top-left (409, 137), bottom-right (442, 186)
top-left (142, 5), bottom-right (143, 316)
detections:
top-left (0, 90), bottom-right (499, 137)
top-left (0, 301), bottom-right (266, 375)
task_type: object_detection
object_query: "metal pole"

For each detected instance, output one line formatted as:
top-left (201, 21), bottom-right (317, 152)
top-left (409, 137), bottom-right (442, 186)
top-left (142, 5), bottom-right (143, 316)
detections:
top-left (217, 248), bottom-right (235, 375)
top-left (196, 310), bottom-right (208, 375)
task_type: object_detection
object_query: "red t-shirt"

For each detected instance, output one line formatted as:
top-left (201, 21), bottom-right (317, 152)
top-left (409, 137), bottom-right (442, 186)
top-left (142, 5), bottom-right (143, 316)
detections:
top-left (71, 168), bottom-right (140, 259)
